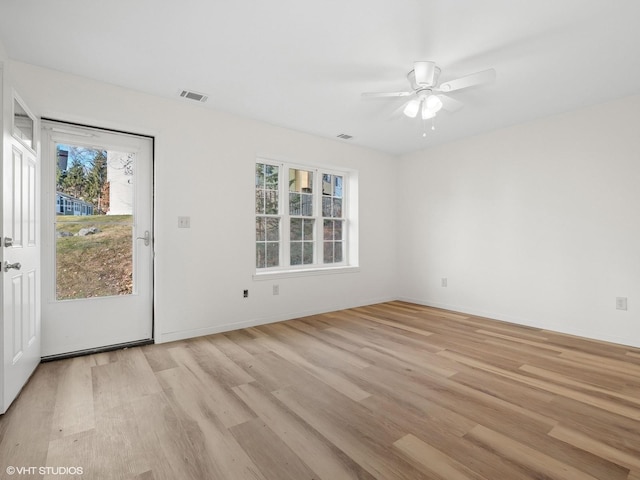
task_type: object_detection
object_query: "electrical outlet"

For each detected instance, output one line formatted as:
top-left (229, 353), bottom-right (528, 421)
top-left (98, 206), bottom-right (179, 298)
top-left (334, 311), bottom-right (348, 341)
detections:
top-left (273, 284), bottom-right (279, 295)
top-left (243, 289), bottom-right (249, 298)
top-left (616, 297), bottom-right (627, 311)
top-left (178, 216), bottom-right (191, 228)
top-left (441, 278), bottom-right (448, 287)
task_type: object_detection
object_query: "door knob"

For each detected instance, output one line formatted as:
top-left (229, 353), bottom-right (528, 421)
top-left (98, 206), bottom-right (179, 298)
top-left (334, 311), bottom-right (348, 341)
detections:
top-left (4, 261), bottom-right (21, 272)
top-left (3, 237), bottom-right (13, 247)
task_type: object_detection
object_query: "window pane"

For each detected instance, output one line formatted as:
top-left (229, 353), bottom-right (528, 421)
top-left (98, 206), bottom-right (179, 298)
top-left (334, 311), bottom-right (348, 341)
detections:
top-left (266, 243), bottom-right (279, 267)
top-left (290, 218), bottom-right (302, 241)
top-left (290, 242), bottom-right (302, 265)
top-left (334, 242), bottom-right (343, 263)
top-left (255, 163), bottom-right (265, 187)
top-left (265, 190), bottom-right (278, 214)
top-left (333, 198), bottom-right (342, 217)
top-left (255, 190), bottom-right (265, 214)
top-left (266, 218), bottom-right (279, 241)
top-left (323, 219), bottom-right (333, 240)
top-left (322, 197), bottom-right (331, 217)
top-left (334, 175), bottom-right (343, 198)
top-left (256, 243), bottom-right (266, 268)
top-left (289, 193), bottom-right (301, 215)
top-left (303, 218), bottom-right (314, 239)
top-left (322, 174), bottom-right (332, 196)
top-left (323, 241), bottom-right (334, 263)
top-left (289, 169), bottom-right (313, 193)
top-left (300, 194), bottom-right (312, 216)
top-left (303, 242), bottom-right (314, 264)
top-left (265, 165), bottom-right (279, 189)
top-left (13, 99), bottom-right (34, 149)
top-left (256, 217), bottom-right (266, 241)
top-left (289, 168), bottom-right (313, 217)
top-left (334, 220), bottom-right (343, 240)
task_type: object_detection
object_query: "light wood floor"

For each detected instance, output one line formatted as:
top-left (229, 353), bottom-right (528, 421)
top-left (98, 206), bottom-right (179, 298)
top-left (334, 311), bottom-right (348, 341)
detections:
top-left (1, 301), bottom-right (640, 480)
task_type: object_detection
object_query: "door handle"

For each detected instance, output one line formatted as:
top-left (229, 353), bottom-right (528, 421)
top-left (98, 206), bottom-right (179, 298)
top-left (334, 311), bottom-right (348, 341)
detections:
top-left (4, 261), bottom-right (21, 272)
top-left (3, 237), bottom-right (13, 247)
top-left (136, 230), bottom-right (150, 246)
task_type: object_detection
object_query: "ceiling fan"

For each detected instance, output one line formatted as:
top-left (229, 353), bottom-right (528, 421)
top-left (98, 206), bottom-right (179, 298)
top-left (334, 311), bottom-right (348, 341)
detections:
top-left (362, 61), bottom-right (496, 120)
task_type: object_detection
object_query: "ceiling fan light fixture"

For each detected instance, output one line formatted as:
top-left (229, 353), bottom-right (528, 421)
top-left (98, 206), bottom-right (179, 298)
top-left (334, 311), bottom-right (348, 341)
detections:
top-left (421, 95), bottom-right (443, 119)
top-left (421, 106), bottom-right (436, 120)
top-left (426, 95), bottom-right (443, 112)
top-left (403, 99), bottom-right (421, 118)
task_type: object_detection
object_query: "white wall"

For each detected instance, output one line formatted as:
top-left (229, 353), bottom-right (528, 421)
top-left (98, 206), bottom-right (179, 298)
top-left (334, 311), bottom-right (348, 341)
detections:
top-left (10, 60), bottom-right (398, 343)
top-left (398, 95), bottom-right (640, 347)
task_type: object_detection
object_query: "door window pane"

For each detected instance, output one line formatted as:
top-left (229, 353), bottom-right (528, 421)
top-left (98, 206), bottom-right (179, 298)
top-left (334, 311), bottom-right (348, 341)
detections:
top-left (13, 99), bottom-right (34, 150)
top-left (55, 144), bottom-right (135, 300)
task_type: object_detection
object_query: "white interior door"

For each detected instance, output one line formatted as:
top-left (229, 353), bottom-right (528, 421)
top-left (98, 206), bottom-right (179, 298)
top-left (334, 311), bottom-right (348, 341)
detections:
top-left (1, 90), bottom-right (41, 414)
top-left (41, 121), bottom-right (153, 357)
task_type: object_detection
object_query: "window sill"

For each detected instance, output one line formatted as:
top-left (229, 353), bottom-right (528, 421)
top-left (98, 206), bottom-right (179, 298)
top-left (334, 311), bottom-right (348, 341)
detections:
top-left (253, 265), bottom-right (360, 281)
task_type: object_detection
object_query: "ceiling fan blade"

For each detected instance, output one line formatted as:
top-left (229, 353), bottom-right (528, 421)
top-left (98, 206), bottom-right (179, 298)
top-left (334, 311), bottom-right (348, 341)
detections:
top-left (437, 68), bottom-right (496, 93)
top-left (414, 61), bottom-right (436, 86)
top-left (361, 91), bottom-right (413, 98)
top-left (438, 94), bottom-right (464, 112)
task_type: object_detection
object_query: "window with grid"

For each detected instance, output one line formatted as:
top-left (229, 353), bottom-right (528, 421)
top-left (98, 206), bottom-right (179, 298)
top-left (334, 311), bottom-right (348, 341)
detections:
top-left (256, 160), bottom-right (348, 271)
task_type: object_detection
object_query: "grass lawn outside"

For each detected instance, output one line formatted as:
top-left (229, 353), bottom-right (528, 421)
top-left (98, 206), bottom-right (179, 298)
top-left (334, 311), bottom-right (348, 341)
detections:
top-left (56, 215), bottom-right (133, 300)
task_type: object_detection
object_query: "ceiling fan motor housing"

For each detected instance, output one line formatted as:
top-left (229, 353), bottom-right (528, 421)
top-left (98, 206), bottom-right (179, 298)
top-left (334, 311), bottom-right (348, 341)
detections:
top-left (409, 61), bottom-right (441, 89)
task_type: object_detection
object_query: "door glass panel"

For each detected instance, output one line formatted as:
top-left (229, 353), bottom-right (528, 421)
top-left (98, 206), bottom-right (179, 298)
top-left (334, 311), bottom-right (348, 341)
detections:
top-left (13, 99), bottom-right (34, 150)
top-left (55, 144), bottom-right (135, 300)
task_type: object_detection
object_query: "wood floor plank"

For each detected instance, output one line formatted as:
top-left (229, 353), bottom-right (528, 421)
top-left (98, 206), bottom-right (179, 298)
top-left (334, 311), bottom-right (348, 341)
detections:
top-left (363, 396), bottom-right (535, 480)
top-left (91, 347), bottom-right (162, 415)
top-left (232, 382), bottom-right (374, 480)
top-left (46, 401), bottom-right (151, 480)
top-left (393, 433), bottom-right (484, 480)
top-left (186, 337), bottom-right (256, 387)
top-left (439, 349), bottom-right (640, 421)
top-left (157, 357), bottom-right (254, 429)
top-left (50, 355), bottom-right (96, 440)
top-left (0, 362), bottom-right (61, 471)
top-left (520, 363), bottom-right (640, 407)
top-left (465, 424), bottom-right (608, 480)
top-left (263, 322), bottom-right (371, 370)
top-left (255, 334), bottom-right (371, 402)
top-left (271, 385), bottom-right (431, 480)
top-left (159, 375), bottom-right (267, 480)
top-left (208, 333), bottom-right (256, 364)
top-left (230, 417), bottom-right (318, 480)
top-left (141, 343), bottom-right (180, 373)
top-left (131, 391), bottom-right (220, 480)
top-left (549, 424), bottom-right (640, 471)
top-left (543, 396), bottom-right (640, 457)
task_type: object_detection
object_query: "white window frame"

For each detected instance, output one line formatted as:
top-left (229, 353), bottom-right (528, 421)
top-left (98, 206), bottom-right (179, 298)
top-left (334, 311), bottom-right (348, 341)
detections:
top-left (254, 158), bottom-right (358, 278)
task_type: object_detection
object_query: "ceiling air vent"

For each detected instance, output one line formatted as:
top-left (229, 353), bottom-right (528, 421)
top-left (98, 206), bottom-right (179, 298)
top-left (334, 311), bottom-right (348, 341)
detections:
top-left (336, 133), bottom-right (353, 140)
top-left (179, 89), bottom-right (209, 103)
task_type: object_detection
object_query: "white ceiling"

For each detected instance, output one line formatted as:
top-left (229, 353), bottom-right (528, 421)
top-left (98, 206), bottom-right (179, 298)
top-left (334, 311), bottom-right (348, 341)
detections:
top-left (1, 0), bottom-right (639, 155)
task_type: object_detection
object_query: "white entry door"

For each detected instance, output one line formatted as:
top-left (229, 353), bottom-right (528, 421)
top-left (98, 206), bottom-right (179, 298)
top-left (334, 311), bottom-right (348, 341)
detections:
top-left (41, 121), bottom-right (153, 358)
top-left (1, 90), bottom-right (41, 414)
